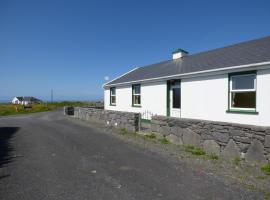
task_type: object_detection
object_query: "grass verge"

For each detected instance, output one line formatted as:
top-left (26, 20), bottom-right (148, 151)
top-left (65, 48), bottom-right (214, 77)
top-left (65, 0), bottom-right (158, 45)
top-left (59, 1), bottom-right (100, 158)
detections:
top-left (183, 145), bottom-right (205, 156)
top-left (0, 101), bottom-right (93, 116)
top-left (158, 137), bottom-right (170, 144)
top-left (261, 163), bottom-right (270, 175)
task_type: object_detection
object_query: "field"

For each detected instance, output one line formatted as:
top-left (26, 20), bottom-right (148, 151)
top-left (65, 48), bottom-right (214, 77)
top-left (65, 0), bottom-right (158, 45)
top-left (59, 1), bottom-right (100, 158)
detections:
top-left (0, 101), bottom-right (95, 116)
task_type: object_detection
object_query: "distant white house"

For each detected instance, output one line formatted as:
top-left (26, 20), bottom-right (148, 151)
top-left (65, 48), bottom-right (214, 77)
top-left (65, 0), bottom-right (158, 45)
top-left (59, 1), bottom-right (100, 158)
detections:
top-left (12, 97), bottom-right (42, 105)
top-left (103, 36), bottom-right (270, 127)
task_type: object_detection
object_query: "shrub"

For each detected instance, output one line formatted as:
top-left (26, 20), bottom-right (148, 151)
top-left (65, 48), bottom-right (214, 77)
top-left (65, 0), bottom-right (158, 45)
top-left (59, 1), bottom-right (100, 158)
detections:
top-left (158, 137), bottom-right (170, 144)
top-left (233, 157), bottom-right (241, 166)
top-left (144, 133), bottom-right (156, 139)
top-left (119, 128), bottom-right (129, 135)
top-left (261, 164), bottom-right (270, 175)
top-left (207, 153), bottom-right (219, 160)
top-left (184, 145), bottom-right (205, 156)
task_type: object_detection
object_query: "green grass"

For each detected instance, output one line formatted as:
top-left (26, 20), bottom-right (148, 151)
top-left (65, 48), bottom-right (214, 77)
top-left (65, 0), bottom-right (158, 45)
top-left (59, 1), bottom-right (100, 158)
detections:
top-left (120, 128), bottom-right (129, 135)
top-left (0, 101), bottom-right (93, 116)
top-left (144, 133), bottom-right (156, 139)
top-left (233, 157), bottom-right (242, 166)
top-left (183, 145), bottom-right (205, 156)
top-left (207, 153), bottom-right (219, 160)
top-left (158, 137), bottom-right (170, 144)
top-left (261, 164), bottom-right (270, 175)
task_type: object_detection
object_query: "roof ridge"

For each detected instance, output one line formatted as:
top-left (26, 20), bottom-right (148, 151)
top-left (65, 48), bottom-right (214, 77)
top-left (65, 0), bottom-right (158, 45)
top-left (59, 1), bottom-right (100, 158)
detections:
top-left (189, 35), bottom-right (270, 57)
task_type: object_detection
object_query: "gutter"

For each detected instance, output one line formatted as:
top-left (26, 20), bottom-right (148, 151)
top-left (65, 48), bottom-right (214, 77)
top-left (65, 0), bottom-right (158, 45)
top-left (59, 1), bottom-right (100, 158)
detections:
top-left (104, 61), bottom-right (270, 88)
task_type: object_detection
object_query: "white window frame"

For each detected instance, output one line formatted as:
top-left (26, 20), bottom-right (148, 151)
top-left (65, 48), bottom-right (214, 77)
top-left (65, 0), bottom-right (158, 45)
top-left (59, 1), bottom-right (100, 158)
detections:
top-left (229, 73), bottom-right (256, 111)
top-left (132, 84), bottom-right (141, 106)
top-left (110, 87), bottom-right (116, 106)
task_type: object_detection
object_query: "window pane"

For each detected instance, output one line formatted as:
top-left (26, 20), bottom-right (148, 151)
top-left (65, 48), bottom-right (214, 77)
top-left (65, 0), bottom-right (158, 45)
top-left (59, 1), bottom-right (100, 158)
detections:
top-left (133, 95), bottom-right (141, 105)
top-left (231, 92), bottom-right (255, 108)
top-left (133, 85), bottom-right (140, 94)
top-left (111, 96), bottom-right (116, 104)
top-left (232, 74), bottom-right (255, 90)
top-left (172, 88), bottom-right (180, 108)
top-left (110, 88), bottom-right (115, 95)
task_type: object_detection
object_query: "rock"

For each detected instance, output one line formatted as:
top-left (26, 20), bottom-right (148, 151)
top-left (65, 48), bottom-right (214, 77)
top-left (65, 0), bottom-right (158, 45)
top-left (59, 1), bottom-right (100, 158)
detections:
top-left (170, 126), bottom-right (181, 137)
top-left (237, 143), bottom-right (249, 152)
top-left (233, 136), bottom-right (251, 144)
top-left (265, 135), bottom-right (270, 148)
top-left (252, 135), bottom-right (265, 142)
top-left (182, 129), bottom-right (201, 147)
top-left (221, 139), bottom-right (240, 160)
top-left (213, 132), bottom-right (230, 143)
top-left (201, 133), bottom-right (213, 140)
top-left (230, 129), bottom-right (245, 137)
top-left (245, 140), bottom-right (267, 164)
top-left (266, 154), bottom-right (270, 162)
top-left (151, 124), bottom-right (159, 132)
top-left (203, 140), bottom-right (220, 155)
top-left (160, 126), bottom-right (170, 136)
top-left (166, 134), bottom-right (183, 145)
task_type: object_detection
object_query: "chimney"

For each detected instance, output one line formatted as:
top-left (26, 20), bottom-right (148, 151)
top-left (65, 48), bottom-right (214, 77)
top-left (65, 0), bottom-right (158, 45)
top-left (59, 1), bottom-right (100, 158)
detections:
top-left (172, 48), bottom-right (188, 60)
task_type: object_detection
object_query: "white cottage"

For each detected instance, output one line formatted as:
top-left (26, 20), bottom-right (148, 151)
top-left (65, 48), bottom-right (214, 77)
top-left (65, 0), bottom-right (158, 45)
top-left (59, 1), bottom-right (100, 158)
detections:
top-left (11, 96), bottom-right (42, 105)
top-left (103, 36), bottom-right (270, 127)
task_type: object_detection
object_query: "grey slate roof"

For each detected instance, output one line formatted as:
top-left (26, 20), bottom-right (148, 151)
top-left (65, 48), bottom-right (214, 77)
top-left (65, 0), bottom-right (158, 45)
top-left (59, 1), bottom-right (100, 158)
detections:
top-left (23, 97), bottom-right (41, 102)
top-left (106, 36), bottom-right (270, 86)
top-left (16, 97), bottom-right (23, 101)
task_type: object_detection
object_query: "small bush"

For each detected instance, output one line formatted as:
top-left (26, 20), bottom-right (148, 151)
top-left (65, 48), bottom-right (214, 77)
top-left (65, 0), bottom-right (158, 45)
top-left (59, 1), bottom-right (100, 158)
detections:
top-left (158, 137), bottom-right (170, 144)
top-left (144, 133), bottom-right (156, 139)
top-left (120, 128), bottom-right (129, 135)
top-left (261, 164), bottom-right (270, 175)
top-left (233, 157), bottom-right (241, 166)
top-left (184, 145), bottom-right (205, 156)
top-left (207, 154), bottom-right (219, 160)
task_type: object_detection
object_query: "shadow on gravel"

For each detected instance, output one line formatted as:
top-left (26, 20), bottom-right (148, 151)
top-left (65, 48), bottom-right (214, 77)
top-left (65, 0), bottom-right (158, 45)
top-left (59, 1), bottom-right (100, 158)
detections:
top-left (0, 127), bottom-right (20, 170)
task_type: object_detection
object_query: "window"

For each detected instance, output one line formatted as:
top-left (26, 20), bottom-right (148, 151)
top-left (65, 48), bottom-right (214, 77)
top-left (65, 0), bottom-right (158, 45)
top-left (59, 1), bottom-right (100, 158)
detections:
top-left (132, 84), bottom-right (141, 106)
top-left (229, 72), bottom-right (256, 111)
top-left (110, 87), bottom-right (116, 105)
top-left (172, 87), bottom-right (180, 108)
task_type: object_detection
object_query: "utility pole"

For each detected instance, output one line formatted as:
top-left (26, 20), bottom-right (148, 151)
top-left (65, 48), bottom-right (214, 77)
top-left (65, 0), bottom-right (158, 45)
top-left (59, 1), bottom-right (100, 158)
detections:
top-left (51, 89), bottom-right (54, 103)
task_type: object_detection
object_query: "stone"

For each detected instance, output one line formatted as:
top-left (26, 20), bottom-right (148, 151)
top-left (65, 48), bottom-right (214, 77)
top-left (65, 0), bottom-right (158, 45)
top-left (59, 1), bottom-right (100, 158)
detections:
top-left (201, 133), bottom-right (213, 140)
top-left (245, 140), bottom-right (267, 164)
top-left (213, 132), bottom-right (230, 143)
top-left (160, 126), bottom-right (170, 136)
top-left (233, 136), bottom-right (251, 144)
top-left (237, 143), bottom-right (249, 152)
top-left (182, 129), bottom-right (201, 147)
top-left (230, 129), bottom-right (245, 137)
top-left (266, 154), bottom-right (270, 162)
top-left (166, 134), bottom-right (183, 145)
top-left (203, 140), bottom-right (220, 156)
top-left (170, 126), bottom-right (182, 137)
top-left (151, 124), bottom-right (159, 132)
top-left (252, 135), bottom-right (265, 142)
top-left (265, 135), bottom-right (270, 148)
top-left (221, 139), bottom-right (240, 160)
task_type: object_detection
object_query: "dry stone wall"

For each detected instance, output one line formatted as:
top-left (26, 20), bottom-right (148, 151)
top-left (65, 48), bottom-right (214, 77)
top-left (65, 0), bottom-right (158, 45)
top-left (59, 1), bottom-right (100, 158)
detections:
top-left (71, 107), bottom-right (140, 132)
top-left (151, 115), bottom-right (270, 164)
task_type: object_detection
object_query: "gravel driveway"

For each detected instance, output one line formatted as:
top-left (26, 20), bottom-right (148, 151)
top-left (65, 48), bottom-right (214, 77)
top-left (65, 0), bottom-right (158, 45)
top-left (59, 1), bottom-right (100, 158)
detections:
top-left (0, 110), bottom-right (263, 200)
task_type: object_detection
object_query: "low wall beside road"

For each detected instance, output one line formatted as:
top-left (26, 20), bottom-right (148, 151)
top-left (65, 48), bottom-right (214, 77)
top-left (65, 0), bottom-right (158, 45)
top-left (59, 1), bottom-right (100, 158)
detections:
top-left (66, 107), bottom-right (140, 132)
top-left (151, 115), bottom-right (270, 164)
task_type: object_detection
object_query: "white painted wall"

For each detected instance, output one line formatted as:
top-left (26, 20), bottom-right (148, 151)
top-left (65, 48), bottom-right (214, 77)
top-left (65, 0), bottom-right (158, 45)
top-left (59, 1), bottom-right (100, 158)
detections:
top-left (105, 81), bottom-right (167, 118)
top-left (181, 68), bottom-right (270, 126)
top-left (104, 68), bottom-right (270, 126)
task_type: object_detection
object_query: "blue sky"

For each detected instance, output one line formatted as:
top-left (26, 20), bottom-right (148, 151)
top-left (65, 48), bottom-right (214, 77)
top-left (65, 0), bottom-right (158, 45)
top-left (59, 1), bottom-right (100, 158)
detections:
top-left (1, 0), bottom-right (270, 102)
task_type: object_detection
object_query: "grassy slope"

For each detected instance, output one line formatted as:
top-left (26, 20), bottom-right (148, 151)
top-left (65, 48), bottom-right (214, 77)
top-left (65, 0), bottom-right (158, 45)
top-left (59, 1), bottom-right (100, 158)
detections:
top-left (0, 101), bottom-right (94, 116)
